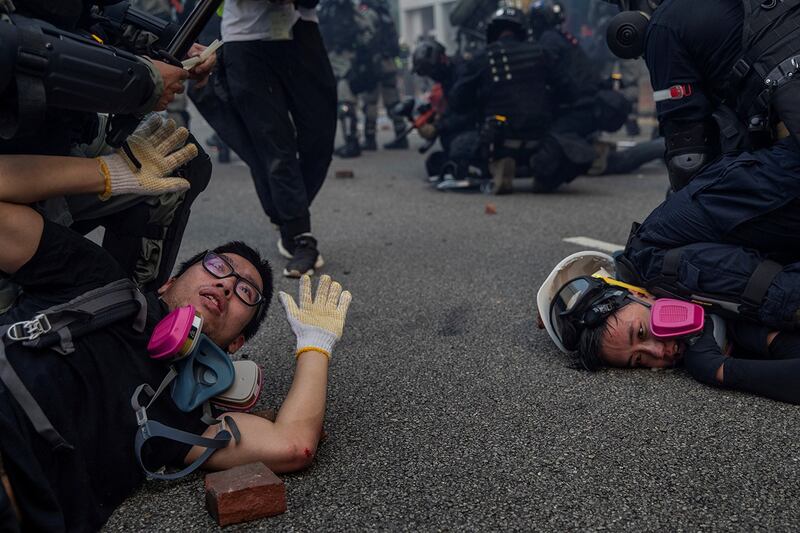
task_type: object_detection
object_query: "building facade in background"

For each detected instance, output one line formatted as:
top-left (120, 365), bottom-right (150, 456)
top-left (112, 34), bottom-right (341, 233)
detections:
top-left (397, 0), bottom-right (457, 52)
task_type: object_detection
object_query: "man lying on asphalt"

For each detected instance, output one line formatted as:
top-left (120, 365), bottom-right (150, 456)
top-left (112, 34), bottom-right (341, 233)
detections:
top-left (0, 116), bottom-right (352, 531)
top-left (538, 134), bottom-right (800, 406)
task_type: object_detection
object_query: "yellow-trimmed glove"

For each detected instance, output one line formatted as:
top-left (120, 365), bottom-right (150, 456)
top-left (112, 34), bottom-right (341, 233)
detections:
top-left (96, 114), bottom-right (197, 200)
top-left (278, 274), bottom-right (352, 359)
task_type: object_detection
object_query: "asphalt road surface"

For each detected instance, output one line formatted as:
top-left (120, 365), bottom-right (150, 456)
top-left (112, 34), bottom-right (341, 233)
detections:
top-left (104, 117), bottom-right (800, 532)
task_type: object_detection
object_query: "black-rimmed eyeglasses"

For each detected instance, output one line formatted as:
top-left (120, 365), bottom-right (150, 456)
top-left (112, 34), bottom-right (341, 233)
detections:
top-left (201, 251), bottom-right (263, 307)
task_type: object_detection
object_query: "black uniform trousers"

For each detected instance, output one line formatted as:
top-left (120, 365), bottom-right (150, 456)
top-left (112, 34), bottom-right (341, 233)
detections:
top-left (623, 138), bottom-right (800, 329)
top-left (222, 21), bottom-right (337, 240)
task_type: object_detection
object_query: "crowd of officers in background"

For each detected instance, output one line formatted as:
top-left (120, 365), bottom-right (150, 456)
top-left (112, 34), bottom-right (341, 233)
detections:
top-left (318, 0), bottom-right (410, 158)
top-left (0, 0), bottom-right (663, 297)
top-left (317, 0), bottom-right (664, 195)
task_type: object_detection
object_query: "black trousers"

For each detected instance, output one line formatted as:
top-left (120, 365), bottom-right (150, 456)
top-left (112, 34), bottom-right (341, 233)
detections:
top-left (222, 21), bottom-right (336, 239)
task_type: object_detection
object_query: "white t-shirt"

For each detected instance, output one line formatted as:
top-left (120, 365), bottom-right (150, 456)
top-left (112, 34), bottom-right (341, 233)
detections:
top-left (221, 0), bottom-right (319, 42)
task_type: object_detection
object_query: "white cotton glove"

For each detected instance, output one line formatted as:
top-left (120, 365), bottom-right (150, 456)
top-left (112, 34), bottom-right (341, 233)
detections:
top-left (278, 275), bottom-right (353, 359)
top-left (96, 114), bottom-right (197, 200)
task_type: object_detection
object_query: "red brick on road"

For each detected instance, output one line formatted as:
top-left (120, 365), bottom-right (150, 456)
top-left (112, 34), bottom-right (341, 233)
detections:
top-left (205, 463), bottom-right (286, 526)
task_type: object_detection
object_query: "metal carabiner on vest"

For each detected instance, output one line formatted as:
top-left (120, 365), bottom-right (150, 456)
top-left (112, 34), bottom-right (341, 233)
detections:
top-left (6, 313), bottom-right (51, 342)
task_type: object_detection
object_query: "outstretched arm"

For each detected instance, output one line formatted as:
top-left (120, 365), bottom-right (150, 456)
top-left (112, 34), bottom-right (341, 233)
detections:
top-left (192, 351), bottom-right (331, 473)
top-left (0, 115), bottom-right (196, 275)
top-left (722, 357), bottom-right (800, 405)
top-left (190, 275), bottom-right (353, 473)
top-left (0, 156), bottom-right (107, 204)
top-left (685, 324), bottom-right (800, 404)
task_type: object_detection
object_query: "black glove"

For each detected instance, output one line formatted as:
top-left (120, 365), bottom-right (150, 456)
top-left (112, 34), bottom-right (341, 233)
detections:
top-left (683, 319), bottom-right (726, 386)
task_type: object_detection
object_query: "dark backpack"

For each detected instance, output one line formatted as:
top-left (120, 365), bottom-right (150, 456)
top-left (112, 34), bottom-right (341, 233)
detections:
top-left (0, 280), bottom-right (146, 450)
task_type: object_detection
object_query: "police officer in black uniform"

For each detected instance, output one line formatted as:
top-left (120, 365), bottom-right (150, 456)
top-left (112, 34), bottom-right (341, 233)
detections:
top-left (449, 7), bottom-right (569, 194)
top-left (605, 0), bottom-right (800, 191)
top-left (526, 0), bottom-right (662, 190)
top-left (319, 0), bottom-right (374, 159)
top-left (526, 0), bottom-right (603, 191)
top-left (597, 0), bottom-right (800, 389)
top-left (411, 38), bottom-right (483, 186)
top-left (358, 0), bottom-right (408, 150)
top-left (0, 0), bottom-right (211, 294)
top-left (530, 0), bottom-right (599, 111)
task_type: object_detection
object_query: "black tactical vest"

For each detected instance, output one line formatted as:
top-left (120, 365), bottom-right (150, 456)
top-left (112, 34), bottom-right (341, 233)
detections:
top-left (484, 40), bottom-right (554, 137)
top-left (726, 0), bottom-right (800, 129)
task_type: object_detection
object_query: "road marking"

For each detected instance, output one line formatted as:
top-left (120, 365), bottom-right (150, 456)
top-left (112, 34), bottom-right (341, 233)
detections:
top-left (563, 236), bottom-right (624, 253)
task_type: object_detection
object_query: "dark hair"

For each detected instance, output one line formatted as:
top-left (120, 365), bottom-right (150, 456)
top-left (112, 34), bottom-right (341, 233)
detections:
top-left (176, 241), bottom-right (273, 341)
top-left (574, 312), bottom-right (616, 371)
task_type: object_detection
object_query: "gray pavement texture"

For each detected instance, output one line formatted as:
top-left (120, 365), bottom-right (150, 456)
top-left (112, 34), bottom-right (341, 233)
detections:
top-left (104, 122), bottom-right (800, 532)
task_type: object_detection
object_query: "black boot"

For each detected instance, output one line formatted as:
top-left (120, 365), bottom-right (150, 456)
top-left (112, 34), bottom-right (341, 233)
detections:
top-left (383, 136), bottom-right (409, 149)
top-left (362, 135), bottom-right (377, 151)
top-left (384, 122), bottom-right (409, 149)
top-left (336, 100), bottom-right (361, 158)
top-left (335, 136), bottom-right (361, 158)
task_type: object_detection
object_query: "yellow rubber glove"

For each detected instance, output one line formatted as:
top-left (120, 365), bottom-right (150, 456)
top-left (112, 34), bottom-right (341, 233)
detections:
top-left (97, 114), bottom-right (197, 200)
top-left (278, 274), bottom-right (353, 359)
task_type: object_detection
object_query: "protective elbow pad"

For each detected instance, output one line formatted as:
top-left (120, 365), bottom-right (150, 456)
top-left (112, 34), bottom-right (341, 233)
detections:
top-left (1, 18), bottom-right (156, 135)
top-left (31, 25), bottom-right (155, 114)
top-left (666, 151), bottom-right (708, 191)
top-left (664, 120), bottom-right (713, 191)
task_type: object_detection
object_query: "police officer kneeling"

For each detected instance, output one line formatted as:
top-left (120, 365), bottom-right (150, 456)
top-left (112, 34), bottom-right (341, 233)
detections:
top-left (449, 7), bottom-right (570, 194)
top-left (604, 0), bottom-right (800, 191)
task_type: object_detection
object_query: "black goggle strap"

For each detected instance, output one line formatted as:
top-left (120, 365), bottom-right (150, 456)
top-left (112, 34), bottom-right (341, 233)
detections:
top-left (566, 291), bottom-right (652, 344)
top-left (555, 282), bottom-right (642, 349)
top-left (131, 369), bottom-right (240, 481)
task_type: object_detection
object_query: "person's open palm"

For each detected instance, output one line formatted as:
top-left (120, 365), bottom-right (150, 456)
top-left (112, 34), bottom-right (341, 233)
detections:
top-left (279, 275), bottom-right (352, 358)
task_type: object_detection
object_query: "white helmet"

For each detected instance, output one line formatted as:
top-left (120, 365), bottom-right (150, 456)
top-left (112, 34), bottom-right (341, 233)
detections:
top-left (538, 251), bottom-right (728, 353)
top-left (536, 251), bottom-right (616, 353)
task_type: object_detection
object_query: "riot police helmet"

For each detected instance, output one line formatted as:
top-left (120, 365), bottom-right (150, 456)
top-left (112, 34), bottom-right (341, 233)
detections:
top-left (412, 38), bottom-right (448, 80)
top-left (529, 0), bottom-right (566, 32)
top-left (486, 6), bottom-right (527, 44)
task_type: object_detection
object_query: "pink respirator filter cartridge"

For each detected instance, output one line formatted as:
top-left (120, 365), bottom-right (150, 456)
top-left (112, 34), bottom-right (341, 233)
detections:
top-left (650, 299), bottom-right (705, 340)
top-left (147, 305), bottom-right (204, 361)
